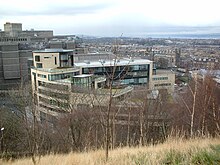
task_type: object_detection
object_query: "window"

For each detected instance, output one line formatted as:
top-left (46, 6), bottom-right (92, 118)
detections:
top-left (35, 56), bottom-right (40, 62)
top-left (133, 65), bottom-right (140, 70)
top-left (37, 74), bottom-right (47, 78)
top-left (83, 68), bottom-right (89, 74)
top-left (140, 65), bottom-right (147, 70)
top-left (55, 57), bottom-right (57, 65)
top-left (153, 77), bottom-right (168, 81)
top-left (36, 63), bottom-right (42, 68)
top-left (48, 73), bottom-right (73, 81)
top-left (139, 78), bottom-right (148, 84)
top-left (60, 55), bottom-right (68, 60)
top-left (154, 83), bottom-right (171, 87)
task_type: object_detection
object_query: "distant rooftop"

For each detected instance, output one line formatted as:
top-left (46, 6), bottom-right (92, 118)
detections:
top-left (33, 49), bottom-right (73, 53)
top-left (74, 58), bottom-right (152, 68)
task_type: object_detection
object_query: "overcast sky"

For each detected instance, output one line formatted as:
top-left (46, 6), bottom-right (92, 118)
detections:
top-left (1, 0), bottom-right (220, 36)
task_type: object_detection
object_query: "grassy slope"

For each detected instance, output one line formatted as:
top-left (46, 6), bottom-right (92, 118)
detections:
top-left (1, 138), bottom-right (220, 165)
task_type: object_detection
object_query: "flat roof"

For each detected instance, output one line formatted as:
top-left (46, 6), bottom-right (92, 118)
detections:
top-left (33, 49), bottom-right (73, 53)
top-left (74, 58), bottom-right (152, 68)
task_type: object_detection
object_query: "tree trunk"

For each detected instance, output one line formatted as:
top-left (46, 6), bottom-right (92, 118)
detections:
top-left (190, 77), bottom-right (197, 137)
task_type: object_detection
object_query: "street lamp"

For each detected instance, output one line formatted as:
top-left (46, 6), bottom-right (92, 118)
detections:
top-left (0, 127), bottom-right (4, 153)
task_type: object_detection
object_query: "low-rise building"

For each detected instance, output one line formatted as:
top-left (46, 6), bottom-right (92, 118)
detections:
top-left (150, 69), bottom-right (175, 93)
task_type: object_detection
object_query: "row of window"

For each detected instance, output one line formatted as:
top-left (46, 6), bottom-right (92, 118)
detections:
top-left (119, 78), bottom-right (148, 85)
top-left (38, 89), bottom-right (69, 100)
top-left (48, 72), bottom-right (79, 81)
top-left (82, 65), bottom-right (149, 74)
top-left (0, 38), bottom-right (27, 42)
top-left (154, 83), bottom-right (171, 87)
top-left (73, 77), bottom-right (92, 87)
top-left (38, 81), bottom-right (69, 91)
top-left (153, 77), bottom-right (168, 81)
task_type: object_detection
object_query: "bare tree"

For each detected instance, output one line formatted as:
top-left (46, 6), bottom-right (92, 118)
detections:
top-left (172, 74), bottom-right (220, 137)
top-left (8, 84), bottom-right (45, 164)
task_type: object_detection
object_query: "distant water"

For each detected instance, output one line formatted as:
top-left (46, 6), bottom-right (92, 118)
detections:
top-left (133, 33), bottom-right (220, 39)
top-left (80, 32), bottom-right (220, 39)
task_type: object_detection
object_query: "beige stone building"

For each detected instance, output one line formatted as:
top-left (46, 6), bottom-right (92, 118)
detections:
top-left (150, 70), bottom-right (175, 93)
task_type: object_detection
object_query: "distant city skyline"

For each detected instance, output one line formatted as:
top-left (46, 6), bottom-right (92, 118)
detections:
top-left (1, 0), bottom-right (220, 37)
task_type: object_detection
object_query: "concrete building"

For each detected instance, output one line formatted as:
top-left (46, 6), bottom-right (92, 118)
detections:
top-left (4, 22), bottom-right (22, 37)
top-left (49, 40), bottom-right (88, 54)
top-left (0, 43), bottom-right (32, 89)
top-left (0, 22), bottom-right (54, 90)
top-left (0, 22), bottom-right (53, 43)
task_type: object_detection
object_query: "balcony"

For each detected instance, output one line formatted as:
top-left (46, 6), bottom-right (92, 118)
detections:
top-left (32, 66), bottom-right (80, 73)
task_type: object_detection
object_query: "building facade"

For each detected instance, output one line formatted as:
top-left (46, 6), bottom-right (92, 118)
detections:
top-left (0, 22), bottom-right (54, 90)
top-left (74, 58), bottom-right (153, 86)
top-left (31, 49), bottom-right (134, 120)
top-left (150, 70), bottom-right (175, 93)
top-left (0, 22), bottom-right (53, 42)
top-left (0, 43), bottom-right (32, 89)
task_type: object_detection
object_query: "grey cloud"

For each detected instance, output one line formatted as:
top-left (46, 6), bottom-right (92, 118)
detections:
top-left (0, 2), bottom-right (113, 16)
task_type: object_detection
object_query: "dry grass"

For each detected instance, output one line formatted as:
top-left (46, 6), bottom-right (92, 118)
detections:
top-left (1, 137), bottom-right (220, 165)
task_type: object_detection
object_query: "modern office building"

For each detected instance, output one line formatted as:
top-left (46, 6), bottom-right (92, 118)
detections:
top-left (31, 48), bottom-right (176, 120)
top-left (74, 58), bottom-right (153, 86)
top-left (31, 49), bottom-right (134, 120)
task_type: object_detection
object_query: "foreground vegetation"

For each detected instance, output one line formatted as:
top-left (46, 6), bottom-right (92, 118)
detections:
top-left (1, 137), bottom-right (220, 165)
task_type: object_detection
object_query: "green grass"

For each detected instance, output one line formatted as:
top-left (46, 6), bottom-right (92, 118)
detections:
top-left (192, 145), bottom-right (220, 165)
top-left (163, 150), bottom-right (185, 164)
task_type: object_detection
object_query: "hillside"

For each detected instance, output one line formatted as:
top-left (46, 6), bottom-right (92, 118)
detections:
top-left (1, 137), bottom-right (220, 165)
